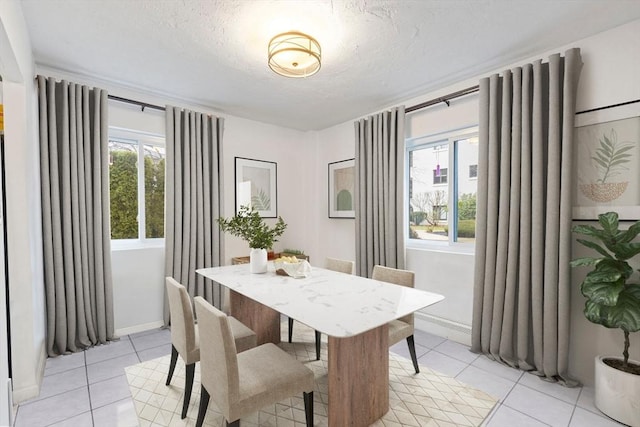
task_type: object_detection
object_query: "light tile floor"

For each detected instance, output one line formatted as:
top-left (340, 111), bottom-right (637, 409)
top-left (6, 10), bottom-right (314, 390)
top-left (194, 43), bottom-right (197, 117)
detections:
top-left (13, 326), bottom-right (625, 427)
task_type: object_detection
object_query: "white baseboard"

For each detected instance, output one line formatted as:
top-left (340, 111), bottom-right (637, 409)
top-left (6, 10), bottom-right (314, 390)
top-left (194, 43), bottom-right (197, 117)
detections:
top-left (116, 320), bottom-right (164, 337)
top-left (11, 343), bottom-right (46, 405)
top-left (415, 312), bottom-right (472, 346)
top-left (0, 379), bottom-right (12, 427)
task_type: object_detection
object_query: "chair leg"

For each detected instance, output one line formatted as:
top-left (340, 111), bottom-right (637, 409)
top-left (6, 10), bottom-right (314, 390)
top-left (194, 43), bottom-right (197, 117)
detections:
top-left (195, 385), bottom-right (210, 427)
top-left (226, 420), bottom-right (240, 427)
top-left (181, 363), bottom-right (196, 419)
top-left (288, 317), bottom-right (294, 343)
top-left (314, 330), bottom-right (321, 360)
top-left (303, 391), bottom-right (314, 427)
top-left (166, 345), bottom-right (178, 385)
top-left (406, 335), bottom-right (420, 374)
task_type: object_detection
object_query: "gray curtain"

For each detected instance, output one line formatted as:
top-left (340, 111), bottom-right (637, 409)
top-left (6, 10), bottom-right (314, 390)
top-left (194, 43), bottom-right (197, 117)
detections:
top-left (37, 76), bottom-right (115, 356)
top-left (354, 107), bottom-right (406, 277)
top-left (471, 49), bottom-right (583, 384)
top-left (164, 106), bottom-right (224, 325)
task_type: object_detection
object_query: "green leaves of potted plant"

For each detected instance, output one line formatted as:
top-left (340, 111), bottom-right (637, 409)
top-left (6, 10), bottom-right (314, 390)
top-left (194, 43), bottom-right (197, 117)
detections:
top-left (217, 205), bottom-right (287, 273)
top-left (571, 211), bottom-right (640, 426)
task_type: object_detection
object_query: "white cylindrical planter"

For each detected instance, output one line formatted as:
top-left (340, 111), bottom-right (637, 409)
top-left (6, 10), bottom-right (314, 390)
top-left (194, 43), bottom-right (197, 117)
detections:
top-left (249, 248), bottom-right (268, 274)
top-left (595, 355), bottom-right (640, 427)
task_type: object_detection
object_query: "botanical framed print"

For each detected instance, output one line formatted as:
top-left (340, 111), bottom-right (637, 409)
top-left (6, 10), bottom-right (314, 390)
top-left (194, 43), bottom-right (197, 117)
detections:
top-left (235, 157), bottom-right (277, 218)
top-left (573, 102), bottom-right (640, 220)
top-left (328, 159), bottom-right (355, 218)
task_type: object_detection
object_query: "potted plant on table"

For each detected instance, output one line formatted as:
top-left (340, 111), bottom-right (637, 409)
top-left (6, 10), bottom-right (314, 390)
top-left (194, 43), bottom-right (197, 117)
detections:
top-left (217, 205), bottom-right (287, 273)
top-left (571, 211), bottom-right (640, 426)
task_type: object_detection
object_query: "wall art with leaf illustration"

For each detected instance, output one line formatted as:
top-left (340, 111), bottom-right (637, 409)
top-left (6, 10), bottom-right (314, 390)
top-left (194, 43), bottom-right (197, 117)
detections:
top-left (573, 103), bottom-right (640, 220)
top-left (235, 157), bottom-right (277, 218)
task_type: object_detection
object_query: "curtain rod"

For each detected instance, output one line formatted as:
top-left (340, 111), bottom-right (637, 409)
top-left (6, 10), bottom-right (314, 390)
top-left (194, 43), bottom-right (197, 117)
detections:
top-left (576, 99), bottom-right (640, 115)
top-left (108, 95), bottom-right (165, 112)
top-left (406, 85), bottom-right (480, 113)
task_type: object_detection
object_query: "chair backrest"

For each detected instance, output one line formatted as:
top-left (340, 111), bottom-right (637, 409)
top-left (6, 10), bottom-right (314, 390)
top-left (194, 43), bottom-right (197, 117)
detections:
top-left (325, 257), bottom-right (355, 275)
top-left (194, 296), bottom-right (240, 417)
top-left (371, 265), bottom-right (415, 325)
top-left (166, 277), bottom-right (197, 358)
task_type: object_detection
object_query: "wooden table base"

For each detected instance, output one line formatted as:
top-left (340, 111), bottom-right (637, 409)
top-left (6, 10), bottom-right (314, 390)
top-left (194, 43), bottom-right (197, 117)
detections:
top-left (328, 324), bottom-right (389, 427)
top-left (229, 290), bottom-right (281, 345)
top-left (230, 291), bottom-right (391, 426)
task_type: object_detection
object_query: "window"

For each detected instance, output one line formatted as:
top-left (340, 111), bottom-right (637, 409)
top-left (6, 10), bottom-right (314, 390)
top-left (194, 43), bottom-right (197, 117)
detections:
top-left (433, 167), bottom-right (448, 185)
top-left (109, 128), bottom-right (165, 242)
top-left (407, 127), bottom-right (478, 247)
top-left (469, 164), bottom-right (478, 178)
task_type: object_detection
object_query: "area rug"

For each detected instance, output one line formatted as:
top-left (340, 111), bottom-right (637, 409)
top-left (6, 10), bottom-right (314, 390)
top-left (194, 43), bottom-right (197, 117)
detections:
top-left (125, 324), bottom-right (497, 426)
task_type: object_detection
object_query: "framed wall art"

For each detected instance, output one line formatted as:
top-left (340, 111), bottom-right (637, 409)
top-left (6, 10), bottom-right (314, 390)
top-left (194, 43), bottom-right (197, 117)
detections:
top-left (328, 159), bottom-right (355, 218)
top-left (235, 157), bottom-right (277, 218)
top-left (573, 102), bottom-right (640, 220)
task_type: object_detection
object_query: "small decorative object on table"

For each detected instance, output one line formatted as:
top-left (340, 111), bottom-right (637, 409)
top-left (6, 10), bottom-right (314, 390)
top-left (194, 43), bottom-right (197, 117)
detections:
top-left (217, 205), bottom-right (287, 274)
top-left (274, 255), bottom-right (312, 278)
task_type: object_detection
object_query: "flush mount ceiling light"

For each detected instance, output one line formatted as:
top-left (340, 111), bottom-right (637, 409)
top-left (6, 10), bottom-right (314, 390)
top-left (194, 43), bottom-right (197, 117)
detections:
top-left (268, 31), bottom-right (321, 78)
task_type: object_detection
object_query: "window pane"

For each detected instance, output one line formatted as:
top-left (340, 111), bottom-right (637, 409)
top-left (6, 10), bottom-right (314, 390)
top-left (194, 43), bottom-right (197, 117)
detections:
top-left (109, 140), bottom-right (138, 239)
top-left (144, 144), bottom-right (165, 238)
top-left (409, 142), bottom-right (448, 241)
top-left (455, 138), bottom-right (478, 243)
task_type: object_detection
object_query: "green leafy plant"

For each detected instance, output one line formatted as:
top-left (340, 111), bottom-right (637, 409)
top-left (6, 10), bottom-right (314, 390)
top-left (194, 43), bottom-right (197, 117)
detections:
top-left (571, 212), bottom-right (640, 372)
top-left (217, 205), bottom-right (286, 250)
top-left (592, 129), bottom-right (634, 184)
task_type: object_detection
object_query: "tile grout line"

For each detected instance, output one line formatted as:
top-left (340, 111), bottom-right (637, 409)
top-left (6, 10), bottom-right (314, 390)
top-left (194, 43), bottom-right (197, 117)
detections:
top-left (84, 350), bottom-right (97, 427)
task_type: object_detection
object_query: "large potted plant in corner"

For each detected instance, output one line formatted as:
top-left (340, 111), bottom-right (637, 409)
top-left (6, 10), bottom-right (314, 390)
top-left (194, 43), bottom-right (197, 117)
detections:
top-left (217, 205), bottom-right (287, 274)
top-left (571, 211), bottom-right (640, 426)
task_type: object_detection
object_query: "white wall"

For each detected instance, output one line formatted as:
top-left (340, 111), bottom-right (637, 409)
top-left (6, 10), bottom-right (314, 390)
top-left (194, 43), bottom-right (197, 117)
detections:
top-left (312, 19), bottom-right (640, 385)
top-left (0, 0), bottom-right (46, 405)
top-left (310, 122), bottom-right (356, 264)
top-left (221, 116), bottom-right (315, 262)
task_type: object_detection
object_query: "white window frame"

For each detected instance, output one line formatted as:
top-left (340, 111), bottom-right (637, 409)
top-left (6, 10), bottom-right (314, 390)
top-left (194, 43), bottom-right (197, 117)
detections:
top-left (405, 125), bottom-right (478, 254)
top-left (109, 127), bottom-right (165, 250)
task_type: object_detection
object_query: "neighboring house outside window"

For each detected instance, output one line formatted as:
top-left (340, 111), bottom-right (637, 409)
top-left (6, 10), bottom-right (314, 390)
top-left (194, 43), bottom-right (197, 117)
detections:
top-left (407, 127), bottom-right (478, 248)
top-left (109, 128), bottom-right (165, 245)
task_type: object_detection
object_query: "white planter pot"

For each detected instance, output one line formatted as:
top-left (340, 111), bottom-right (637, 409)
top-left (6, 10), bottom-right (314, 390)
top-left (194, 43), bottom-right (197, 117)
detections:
top-left (249, 248), bottom-right (268, 274)
top-left (595, 355), bottom-right (640, 427)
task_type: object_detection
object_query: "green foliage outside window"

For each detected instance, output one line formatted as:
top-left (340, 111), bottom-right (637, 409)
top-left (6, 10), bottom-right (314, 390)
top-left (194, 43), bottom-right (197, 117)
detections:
top-left (457, 193), bottom-right (476, 221)
top-left (145, 156), bottom-right (165, 238)
top-left (109, 149), bottom-right (165, 240)
top-left (110, 151), bottom-right (138, 239)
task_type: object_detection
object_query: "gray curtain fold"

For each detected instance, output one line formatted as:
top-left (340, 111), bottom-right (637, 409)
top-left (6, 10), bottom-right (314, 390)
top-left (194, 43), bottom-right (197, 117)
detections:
top-left (471, 48), bottom-right (583, 384)
top-left (354, 106), bottom-right (406, 277)
top-left (37, 76), bottom-right (115, 356)
top-left (164, 106), bottom-right (224, 325)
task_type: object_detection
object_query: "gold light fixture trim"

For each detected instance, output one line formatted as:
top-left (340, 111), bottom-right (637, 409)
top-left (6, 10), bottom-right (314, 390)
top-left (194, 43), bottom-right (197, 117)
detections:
top-left (268, 31), bottom-right (321, 78)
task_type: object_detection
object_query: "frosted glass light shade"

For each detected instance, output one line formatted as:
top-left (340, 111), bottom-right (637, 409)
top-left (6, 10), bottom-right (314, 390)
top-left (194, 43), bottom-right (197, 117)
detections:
top-left (268, 32), bottom-right (321, 78)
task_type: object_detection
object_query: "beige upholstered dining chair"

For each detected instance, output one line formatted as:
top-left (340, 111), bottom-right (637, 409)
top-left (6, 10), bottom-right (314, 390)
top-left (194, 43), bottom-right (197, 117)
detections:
top-left (287, 257), bottom-right (355, 360)
top-left (194, 297), bottom-right (315, 427)
top-left (165, 277), bottom-right (257, 419)
top-left (371, 265), bottom-right (421, 373)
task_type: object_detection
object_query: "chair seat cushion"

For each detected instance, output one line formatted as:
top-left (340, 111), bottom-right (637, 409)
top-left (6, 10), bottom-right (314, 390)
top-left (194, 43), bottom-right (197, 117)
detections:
top-left (389, 319), bottom-right (413, 346)
top-left (229, 316), bottom-right (257, 353)
top-left (230, 343), bottom-right (314, 421)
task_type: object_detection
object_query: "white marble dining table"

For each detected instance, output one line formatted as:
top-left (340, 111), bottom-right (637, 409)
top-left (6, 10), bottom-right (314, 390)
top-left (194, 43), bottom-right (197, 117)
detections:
top-left (196, 262), bottom-right (444, 426)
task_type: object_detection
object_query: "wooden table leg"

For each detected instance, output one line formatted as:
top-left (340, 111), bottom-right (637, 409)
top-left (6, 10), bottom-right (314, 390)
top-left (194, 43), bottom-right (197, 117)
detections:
top-left (328, 324), bottom-right (389, 426)
top-left (229, 290), bottom-right (280, 345)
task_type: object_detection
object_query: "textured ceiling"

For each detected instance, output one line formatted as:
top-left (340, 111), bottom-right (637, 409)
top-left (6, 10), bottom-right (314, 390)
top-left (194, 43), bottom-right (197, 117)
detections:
top-left (20, 0), bottom-right (640, 131)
